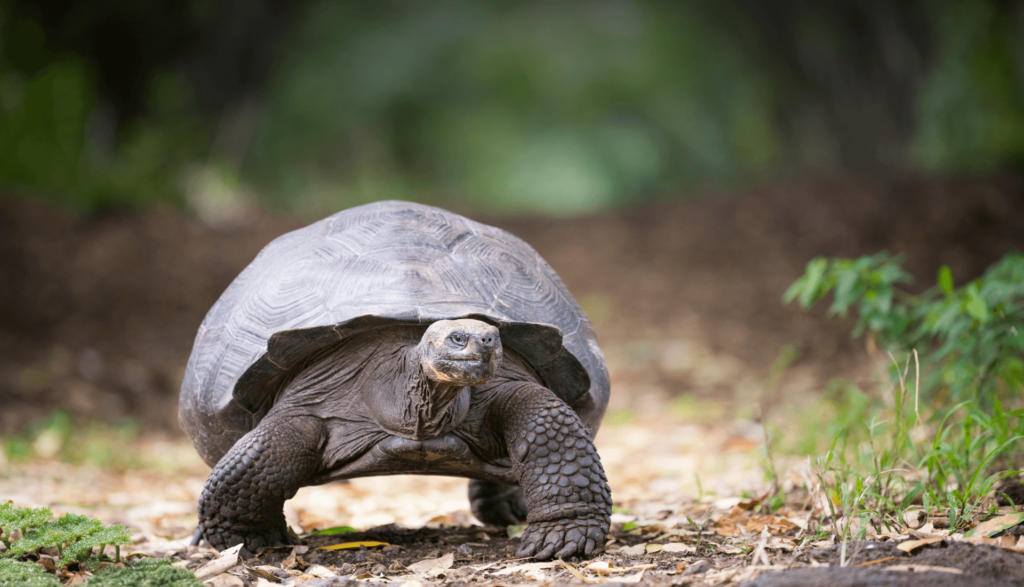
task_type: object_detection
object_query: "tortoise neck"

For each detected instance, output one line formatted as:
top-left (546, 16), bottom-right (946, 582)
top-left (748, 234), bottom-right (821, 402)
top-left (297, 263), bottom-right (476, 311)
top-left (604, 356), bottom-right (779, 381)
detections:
top-left (400, 351), bottom-right (471, 439)
top-left (410, 364), bottom-right (461, 407)
top-left (358, 346), bottom-right (471, 441)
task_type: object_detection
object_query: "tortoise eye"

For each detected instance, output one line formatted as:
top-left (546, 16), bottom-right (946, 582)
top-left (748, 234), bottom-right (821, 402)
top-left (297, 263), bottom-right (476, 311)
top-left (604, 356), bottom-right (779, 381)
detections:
top-left (447, 332), bottom-right (468, 348)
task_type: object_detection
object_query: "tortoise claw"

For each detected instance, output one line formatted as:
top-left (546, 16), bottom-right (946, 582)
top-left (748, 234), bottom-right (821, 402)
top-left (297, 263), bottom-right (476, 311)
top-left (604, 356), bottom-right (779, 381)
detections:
top-left (516, 518), bottom-right (604, 561)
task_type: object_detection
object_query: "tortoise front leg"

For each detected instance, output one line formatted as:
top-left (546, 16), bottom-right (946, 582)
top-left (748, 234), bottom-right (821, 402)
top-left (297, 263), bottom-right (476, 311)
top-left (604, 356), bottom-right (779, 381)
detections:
top-left (198, 413), bottom-right (324, 551)
top-left (495, 383), bottom-right (611, 559)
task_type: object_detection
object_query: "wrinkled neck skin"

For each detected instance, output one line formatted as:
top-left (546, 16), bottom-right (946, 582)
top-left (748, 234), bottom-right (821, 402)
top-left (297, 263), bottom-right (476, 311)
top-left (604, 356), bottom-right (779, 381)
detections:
top-left (363, 343), bottom-right (471, 440)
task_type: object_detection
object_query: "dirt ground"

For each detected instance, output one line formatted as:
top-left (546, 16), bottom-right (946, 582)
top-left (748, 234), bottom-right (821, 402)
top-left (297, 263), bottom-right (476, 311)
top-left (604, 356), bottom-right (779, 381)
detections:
top-left (2, 172), bottom-right (1024, 585)
top-left (2, 401), bottom-right (1024, 586)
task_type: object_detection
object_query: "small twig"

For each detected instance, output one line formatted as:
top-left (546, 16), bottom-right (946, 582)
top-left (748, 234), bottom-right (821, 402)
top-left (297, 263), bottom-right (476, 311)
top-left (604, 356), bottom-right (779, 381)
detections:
top-left (757, 404), bottom-right (781, 500)
top-left (858, 555), bottom-right (895, 567)
top-left (749, 526), bottom-right (770, 567)
top-left (912, 349), bottom-right (920, 418)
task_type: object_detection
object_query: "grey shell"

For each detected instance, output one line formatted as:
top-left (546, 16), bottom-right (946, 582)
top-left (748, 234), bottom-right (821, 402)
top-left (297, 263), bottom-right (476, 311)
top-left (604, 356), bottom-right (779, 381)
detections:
top-left (179, 200), bottom-right (610, 467)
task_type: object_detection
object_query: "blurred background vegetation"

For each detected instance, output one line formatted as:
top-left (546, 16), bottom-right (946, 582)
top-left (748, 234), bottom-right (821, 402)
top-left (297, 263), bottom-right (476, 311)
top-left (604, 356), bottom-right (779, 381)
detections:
top-left (2, 0), bottom-right (1023, 218)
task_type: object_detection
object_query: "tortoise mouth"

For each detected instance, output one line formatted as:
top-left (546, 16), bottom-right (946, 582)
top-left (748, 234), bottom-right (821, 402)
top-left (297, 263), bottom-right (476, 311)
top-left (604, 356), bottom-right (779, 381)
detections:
top-left (425, 356), bottom-right (499, 386)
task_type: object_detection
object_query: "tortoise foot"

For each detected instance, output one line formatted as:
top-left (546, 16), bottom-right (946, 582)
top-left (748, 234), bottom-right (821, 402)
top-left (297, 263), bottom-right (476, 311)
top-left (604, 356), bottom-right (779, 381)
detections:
top-left (203, 523), bottom-right (292, 552)
top-left (516, 515), bottom-right (606, 560)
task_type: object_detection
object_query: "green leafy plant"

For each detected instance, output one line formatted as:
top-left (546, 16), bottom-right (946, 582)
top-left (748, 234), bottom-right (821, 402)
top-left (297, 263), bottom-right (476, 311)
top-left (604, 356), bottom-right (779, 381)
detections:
top-left (786, 251), bottom-right (1024, 542)
top-left (0, 503), bottom-right (52, 549)
top-left (87, 558), bottom-right (203, 587)
top-left (784, 251), bottom-right (1024, 404)
top-left (0, 558), bottom-right (62, 587)
top-left (1, 505), bottom-right (131, 569)
top-left (684, 507), bottom-right (714, 554)
top-left (916, 402), bottom-right (1022, 529)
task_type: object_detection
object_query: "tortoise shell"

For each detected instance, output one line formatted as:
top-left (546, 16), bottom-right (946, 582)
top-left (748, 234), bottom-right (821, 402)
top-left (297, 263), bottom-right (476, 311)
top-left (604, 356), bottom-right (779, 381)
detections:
top-left (178, 201), bottom-right (610, 467)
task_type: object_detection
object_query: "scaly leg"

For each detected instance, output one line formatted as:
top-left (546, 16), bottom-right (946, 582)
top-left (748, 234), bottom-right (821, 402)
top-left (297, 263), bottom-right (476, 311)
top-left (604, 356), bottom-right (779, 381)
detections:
top-left (198, 413), bottom-right (323, 551)
top-left (495, 383), bottom-right (611, 559)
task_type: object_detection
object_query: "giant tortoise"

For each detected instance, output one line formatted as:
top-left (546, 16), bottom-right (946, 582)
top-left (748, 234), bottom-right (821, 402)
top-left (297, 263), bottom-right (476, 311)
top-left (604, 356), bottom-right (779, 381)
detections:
top-left (179, 200), bottom-right (611, 560)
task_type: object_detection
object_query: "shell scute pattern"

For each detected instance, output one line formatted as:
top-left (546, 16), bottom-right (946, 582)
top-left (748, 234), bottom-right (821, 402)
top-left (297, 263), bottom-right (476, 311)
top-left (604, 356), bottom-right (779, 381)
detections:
top-left (180, 201), bottom-right (609, 467)
top-left (455, 236), bottom-right (577, 331)
top-left (324, 205), bottom-right (475, 255)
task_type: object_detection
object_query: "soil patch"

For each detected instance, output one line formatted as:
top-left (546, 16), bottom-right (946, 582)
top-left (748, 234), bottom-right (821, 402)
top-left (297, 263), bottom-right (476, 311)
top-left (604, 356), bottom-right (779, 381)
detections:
top-left (157, 525), bottom-right (1024, 587)
top-left (742, 566), bottom-right (1016, 587)
top-left (744, 540), bottom-right (1024, 587)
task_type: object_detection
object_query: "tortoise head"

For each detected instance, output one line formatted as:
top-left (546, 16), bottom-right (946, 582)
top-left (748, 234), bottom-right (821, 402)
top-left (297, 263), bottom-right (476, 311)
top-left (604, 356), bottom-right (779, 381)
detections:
top-left (418, 319), bottom-right (503, 386)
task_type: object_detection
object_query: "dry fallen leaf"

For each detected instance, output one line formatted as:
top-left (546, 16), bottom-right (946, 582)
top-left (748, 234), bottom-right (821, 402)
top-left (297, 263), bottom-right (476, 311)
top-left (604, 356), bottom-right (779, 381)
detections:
top-left (494, 560), bottom-right (560, 580)
top-left (750, 525), bottom-right (771, 567)
top-left (316, 540), bottom-right (389, 550)
top-left (406, 552), bottom-right (454, 574)
top-left (304, 565), bottom-right (337, 578)
top-left (744, 514), bottom-right (798, 534)
top-left (767, 537), bottom-right (796, 551)
top-left (617, 543), bottom-right (646, 555)
top-left (615, 570), bottom-right (647, 583)
top-left (903, 509), bottom-right (926, 529)
top-left (194, 543), bottom-right (242, 579)
top-left (252, 565), bottom-right (290, 582)
top-left (585, 561), bottom-right (656, 575)
top-left (426, 514), bottom-right (457, 526)
top-left (961, 534), bottom-right (1024, 553)
top-left (558, 559), bottom-right (591, 583)
top-left (913, 523), bottom-right (949, 536)
top-left (964, 512), bottom-right (1024, 538)
top-left (660, 542), bottom-right (695, 553)
top-left (896, 535), bottom-right (946, 554)
top-left (645, 543), bottom-right (663, 554)
top-left (203, 573), bottom-right (244, 587)
top-left (280, 546), bottom-right (301, 570)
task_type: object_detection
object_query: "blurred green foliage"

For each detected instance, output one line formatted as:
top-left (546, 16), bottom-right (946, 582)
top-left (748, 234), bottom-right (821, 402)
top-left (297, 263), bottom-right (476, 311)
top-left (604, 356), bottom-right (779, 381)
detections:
top-left (0, 10), bottom-right (208, 211)
top-left (1, 410), bottom-right (142, 469)
top-left (915, 1), bottom-right (1024, 170)
top-left (251, 2), bottom-right (779, 215)
top-left (1, 0), bottom-right (1023, 216)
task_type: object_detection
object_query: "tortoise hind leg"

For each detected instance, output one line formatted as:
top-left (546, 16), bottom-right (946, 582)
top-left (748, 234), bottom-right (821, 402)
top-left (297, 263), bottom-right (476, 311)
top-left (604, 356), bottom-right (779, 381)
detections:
top-left (198, 413), bottom-right (324, 551)
top-left (468, 480), bottom-right (527, 526)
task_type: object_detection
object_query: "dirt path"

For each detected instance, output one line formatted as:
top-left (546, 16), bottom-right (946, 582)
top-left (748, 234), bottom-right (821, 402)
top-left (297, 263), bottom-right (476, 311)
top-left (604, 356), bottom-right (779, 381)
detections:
top-left (3, 390), bottom-right (1023, 585)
